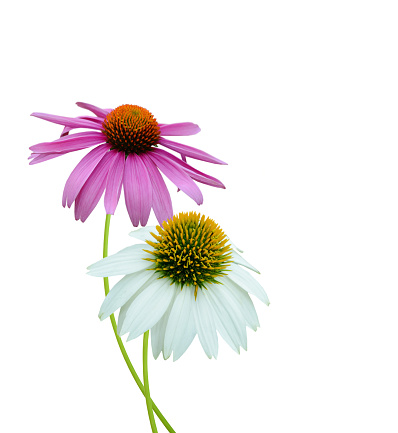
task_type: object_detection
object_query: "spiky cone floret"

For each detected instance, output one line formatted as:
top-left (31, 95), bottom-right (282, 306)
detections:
top-left (87, 212), bottom-right (269, 361)
top-left (29, 102), bottom-right (226, 225)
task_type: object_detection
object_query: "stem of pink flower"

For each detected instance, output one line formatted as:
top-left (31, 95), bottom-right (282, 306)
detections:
top-left (143, 330), bottom-right (158, 433)
top-left (103, 214), bottom-right (175, 433)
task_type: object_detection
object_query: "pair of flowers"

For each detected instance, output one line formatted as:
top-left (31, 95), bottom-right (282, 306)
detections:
top-left (30, 102), bottom-right (269, 361)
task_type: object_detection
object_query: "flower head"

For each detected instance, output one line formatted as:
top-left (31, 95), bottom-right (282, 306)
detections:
top-left (87, 212), bottom-right (269, 361)
top-left (29, 103), bottom-right (226, 225)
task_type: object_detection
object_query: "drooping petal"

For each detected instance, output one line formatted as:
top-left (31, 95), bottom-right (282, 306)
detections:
top-left (76, 102), bottom-right (110, 118)
top-left (159, 137), bottom-right (227, 165)
top-left (147, 151), bottom-right (203, 205)
top-left (76, 116), bottom-right (104, 125)
top-left (192, 288), bottom-right (218, 359)
top-left (31, 112), bottom-right (103, 130)
top-left (121, 279), bottom-right (177, 339)
top-left (87, 244), bottom-right (154, 277)
top-left (153, 148), bottom-right (225, 188)
top-left (117, 273), bottom-right (158, 335)
top-left (151, 290), bottom-right (178, 360)
top-left (163, 286), bottom-right (195, 360)
top-left (60, 116), bottom-right (104, 137)
top-left (98, 269), bottom-right (154, 320)
top-left (29, 152), bottom-right (69, 165)
top-left (231, 250), bottom-right (260, 274)
top-left (227, 239), bottom-right (244, 253)
top-left (172, 301), bottom-right (196, 361)
top-left (104, 151), bottom-right (125, 215)
top-left (140, 153), bottom-right (173, 225)
top-left (208, 284), bottom-right (248, 350)
top-left (29, 132), bottom-right (106, 154)
top-left (226, 263), bottom-right (269, 304)
top-left (221, 278), bottom-right (260, 330)
top-left (61, 126), bottom-right (74, 137)
top-left (212, 313), bottom-right (240, 353)
top-left (205, 286), bottom-right (246, 352)
top-left (74, 150), bottom-right (117, 222)
top-left (123, 154), bottom-right (152, 227)
top-left (62, 144), bottom-right (110, 207)
top-left (128, 226), bottom-right (157, 242)
top-left (160, 122), bottom-right (200, 136)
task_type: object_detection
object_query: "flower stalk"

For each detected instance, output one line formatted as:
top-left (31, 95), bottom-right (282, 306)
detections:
top-left (103, 214), bottom-right (174, 433)
top-left (143, 330), bottom-right (158, 433)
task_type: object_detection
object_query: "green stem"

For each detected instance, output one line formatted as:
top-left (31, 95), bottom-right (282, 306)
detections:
top-left (143, 330), bottom-right (158, 433)
top-left (103, 214), bottom-right (175, 433)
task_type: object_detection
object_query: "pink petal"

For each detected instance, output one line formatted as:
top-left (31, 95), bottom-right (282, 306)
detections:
top-left (152, 148), bottom-right (225, 188)
top-left (158, 137), bottom-right (227, 165)
top-left (29, 146), bottom-right (93, 164)
top-left (147, 151), bottom-right (203, 205)
top-left (159, 122), bottom-right (201, 136)
top-left (104, 151), bottom-right (125, 215)
top-left (31, 112), bottom-right (103, 130)
top-left (61, 116), bottom-right (103, 137)
top-left (76, 102), bottom-right (110, 118)
top-left (123, 154), bottom-right (153, 227)
top-left (140, 153), bottom-right (173, 225)
top-left (61, 126), bottom-right (74, 137)
top-left (60, 116), bottom-right (106, 137)
top-left (29, 152), bottom-right (68, 165)
top-left (177, 154), bottom-right (187, 192)
top-left (62, 144), bottom-right (110, 207)
top-left (74, 151), bottom-right (116, 222)
top-left (30, 132), bottom-right (106, 154)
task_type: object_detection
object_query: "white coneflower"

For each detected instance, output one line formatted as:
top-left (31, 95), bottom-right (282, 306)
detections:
top-left (88, 212), bottom-right (269, 361)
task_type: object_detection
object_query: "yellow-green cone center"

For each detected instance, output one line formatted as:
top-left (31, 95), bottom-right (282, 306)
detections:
top-left (144, 212), bottom-right (233, 298)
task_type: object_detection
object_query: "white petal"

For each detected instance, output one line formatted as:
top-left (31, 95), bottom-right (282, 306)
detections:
top-left (205, 292), bottom-right (240, 353)
top-left (87, 244), bottom-right (154, 276)
top-left (163, 287), bottom-right (194, 360)
top-left (227, 263), bottom-right (269, 304)
top-left (192, 289), bottom-right (218, 359)
top-left (151, 290), bottom-right (178, 360)
top-left (205, 285), bottom-right (246, 352)
top-left (230, 250), bottom-right (260, 274)
top-left (122, 278), bottom-right (177, 340)
top-left (117, 273), bottom-right (158, 334)
top-left (172, 309), bottom-right (196, 361)
top-left (117, 298), bottom-right (134, 335)
top-left (98, 269), bottom-right (154, 320)
top-left (222, 278), bottom-right (260, 330)
top-left (227, 238), bottom-right (244, 253)
top-left (129, 226), bottom-right (157, 241)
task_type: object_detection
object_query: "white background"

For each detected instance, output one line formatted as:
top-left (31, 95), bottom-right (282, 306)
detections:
top-left (1, 1), bottom-right (398, 432)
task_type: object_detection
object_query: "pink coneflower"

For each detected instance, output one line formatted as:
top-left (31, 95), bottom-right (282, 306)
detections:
top-left (29, 102), bottom-right (226, 225)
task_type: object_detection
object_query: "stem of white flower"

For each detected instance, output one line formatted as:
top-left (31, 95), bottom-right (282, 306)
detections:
top-left (143, 330), bottom-right (158, 433)
top-left (103, 214), bottom-right (175, 433)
